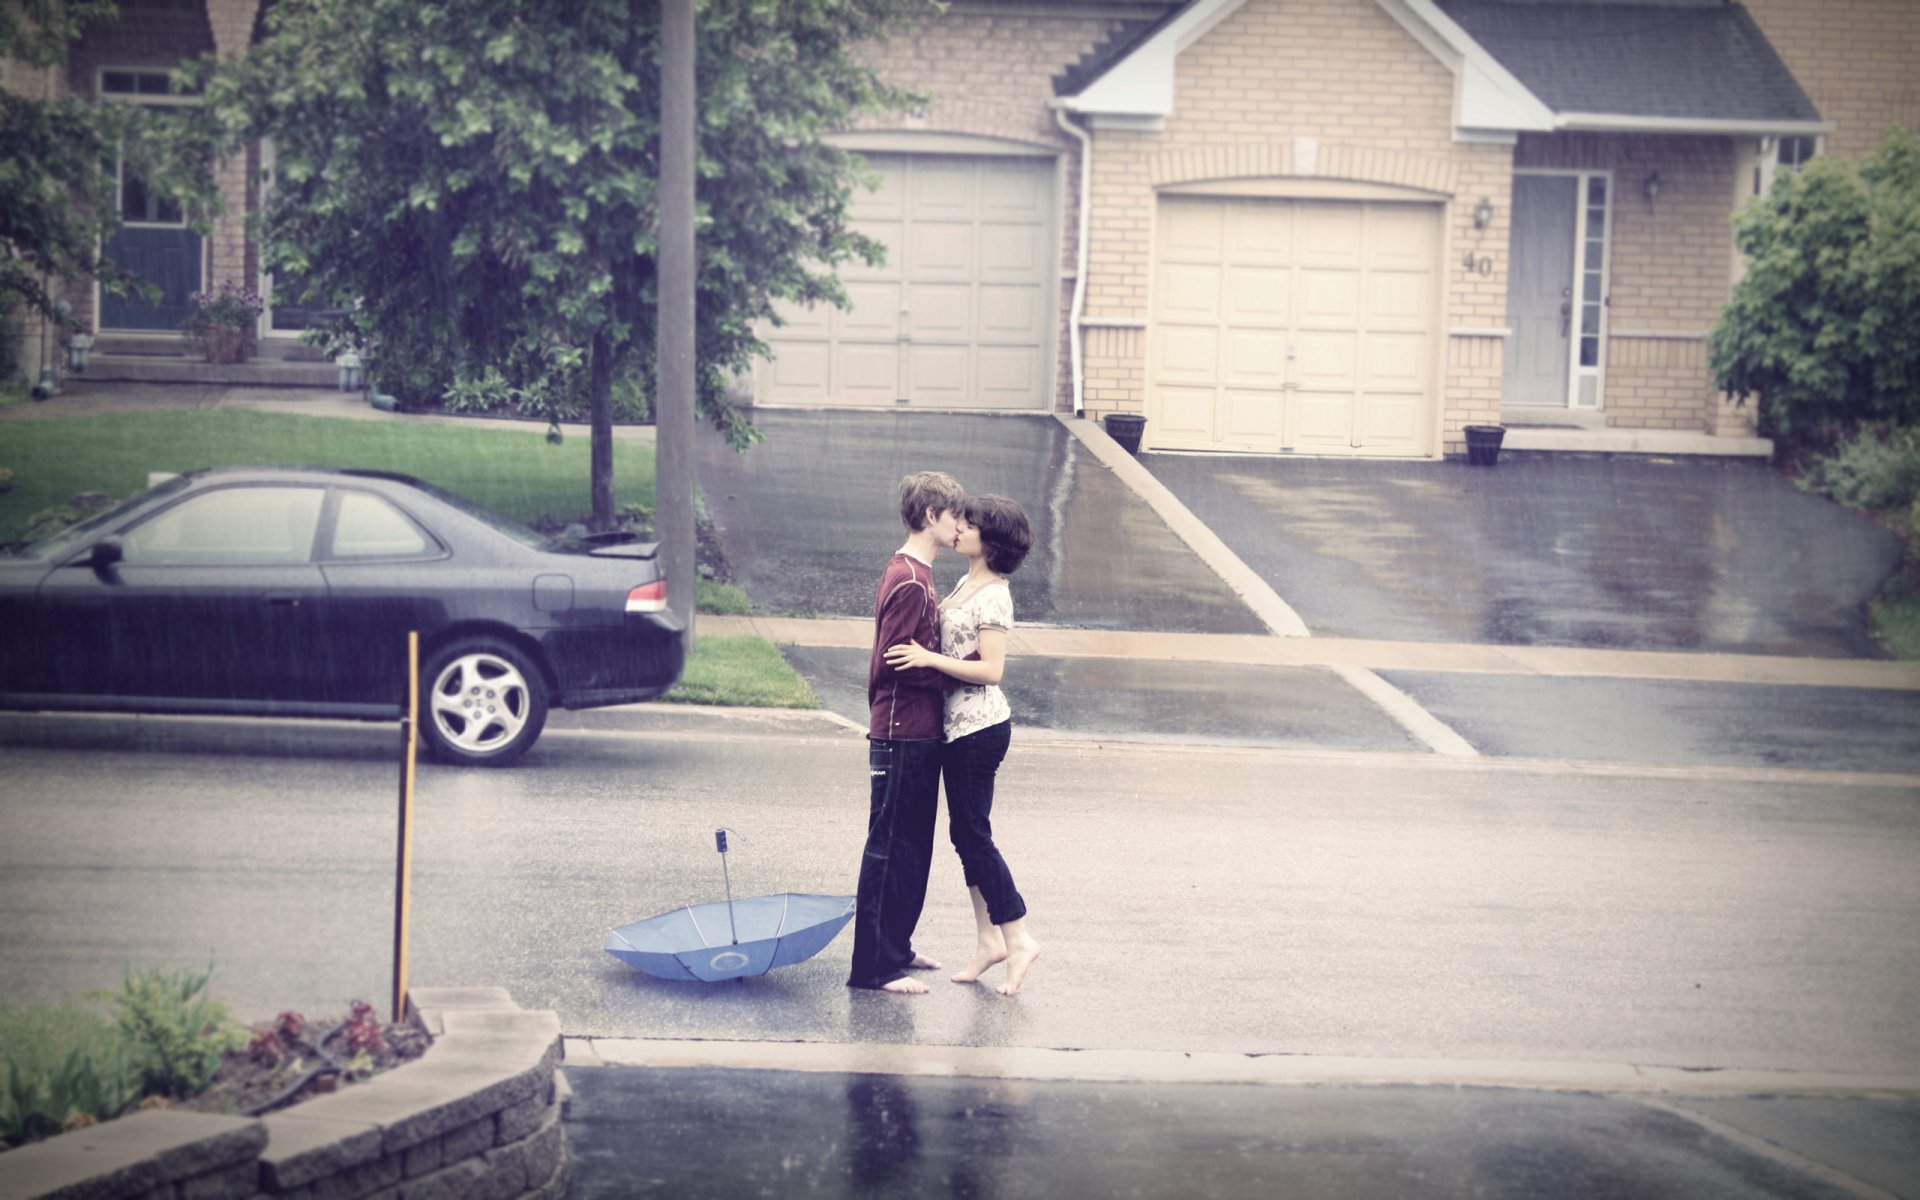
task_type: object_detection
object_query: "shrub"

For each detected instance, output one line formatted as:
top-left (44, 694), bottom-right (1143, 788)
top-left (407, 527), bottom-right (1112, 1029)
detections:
top-left (104, 964), bottom-right (247, 1099)
top-left (1801, 424), bottom-right (1920, 511)
top-left (0, 1001), bottom-right (140, 1145)
top-left (1711, 128), bottom-right (1920, 445)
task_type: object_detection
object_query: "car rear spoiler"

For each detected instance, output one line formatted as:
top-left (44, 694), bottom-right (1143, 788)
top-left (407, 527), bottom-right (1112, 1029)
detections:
top-left (574, 531), bottom-right (661, 560)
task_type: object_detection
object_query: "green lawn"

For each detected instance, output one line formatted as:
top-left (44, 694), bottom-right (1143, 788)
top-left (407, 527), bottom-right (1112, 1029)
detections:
top-left (0, 411), bottom-right (817, 707)
top-left (0, 410), bottom-right (654, 540)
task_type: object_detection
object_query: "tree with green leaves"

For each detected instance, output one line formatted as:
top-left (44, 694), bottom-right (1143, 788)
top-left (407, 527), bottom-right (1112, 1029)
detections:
top-left (0, 1), bottom-right (189, 356)
top-left (190, 0), bottom-right (933, 526)
top-left (1711, 127), bottom-right (1920, 445)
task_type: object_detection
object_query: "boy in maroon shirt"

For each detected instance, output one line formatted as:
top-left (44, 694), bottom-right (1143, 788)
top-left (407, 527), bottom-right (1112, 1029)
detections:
top-left (848, 471), bottom-right (965, 992)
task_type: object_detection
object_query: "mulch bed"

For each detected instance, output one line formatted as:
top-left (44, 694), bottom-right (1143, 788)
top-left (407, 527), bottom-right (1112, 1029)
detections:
top-left (169, 1005), bottom-right (431, 1119)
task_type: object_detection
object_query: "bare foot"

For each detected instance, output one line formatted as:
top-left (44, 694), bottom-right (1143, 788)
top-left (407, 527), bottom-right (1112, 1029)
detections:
top-left (881, 976), bottom-right (930, 994)
top-left (908, 953), bottom-right (942, 971)
top-left (950, 940), bottom-right (1008, 984)
top-left (996, 941), bottom-right (1041, 996)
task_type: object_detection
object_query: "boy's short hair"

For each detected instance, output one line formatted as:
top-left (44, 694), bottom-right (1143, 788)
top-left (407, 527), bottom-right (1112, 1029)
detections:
top-left (964, 494), bottom-right (1033, 576)
top-left (898, 471), bottom-right (966, 532)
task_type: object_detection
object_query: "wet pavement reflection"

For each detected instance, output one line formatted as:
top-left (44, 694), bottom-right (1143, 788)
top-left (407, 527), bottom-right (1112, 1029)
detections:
top-left (1144, 454), bottom-right (1903, 657)
top-left (695, 410), bottom-right (1264, 634)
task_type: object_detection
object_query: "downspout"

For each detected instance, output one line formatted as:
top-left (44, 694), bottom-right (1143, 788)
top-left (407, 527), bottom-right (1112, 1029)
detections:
top-left (1052, 104), bottom-right (1092, 417)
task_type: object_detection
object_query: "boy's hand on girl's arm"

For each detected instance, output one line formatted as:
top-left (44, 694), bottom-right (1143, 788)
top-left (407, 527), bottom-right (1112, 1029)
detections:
top-left (885, 640), bottom-right (938, 671)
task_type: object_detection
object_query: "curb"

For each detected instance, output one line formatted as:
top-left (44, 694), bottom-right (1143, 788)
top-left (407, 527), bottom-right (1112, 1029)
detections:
top-left (0, 988), bottom-right (569, 1200)
top-left (562, 1036), bottom-right (1920, 1100)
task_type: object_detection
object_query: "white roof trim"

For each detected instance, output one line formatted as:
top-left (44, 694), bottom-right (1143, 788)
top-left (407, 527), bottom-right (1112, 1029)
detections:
top-left (1554, 114), bottom-right (1837, 137)
top-left (1375, 0), bottom-right (1555, 135)
top-left (1057, 0), bottom-right (1251, 118)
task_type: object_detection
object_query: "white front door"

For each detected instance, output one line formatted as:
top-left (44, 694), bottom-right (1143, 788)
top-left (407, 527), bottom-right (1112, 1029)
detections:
top-left (1504, 174), bottom-right (1578, 408)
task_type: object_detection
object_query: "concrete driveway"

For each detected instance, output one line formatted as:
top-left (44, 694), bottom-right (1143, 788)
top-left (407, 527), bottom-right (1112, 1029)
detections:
top-left (1142, 452), bottom-right (1902, 659)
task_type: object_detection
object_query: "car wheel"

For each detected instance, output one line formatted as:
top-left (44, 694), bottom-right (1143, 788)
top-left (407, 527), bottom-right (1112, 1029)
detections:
top-left (421, 637), bottom-right (549, 767)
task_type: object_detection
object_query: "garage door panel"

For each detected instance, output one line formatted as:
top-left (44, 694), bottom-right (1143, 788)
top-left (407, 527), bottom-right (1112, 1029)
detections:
top-left (976, 347), bottom-right (1042, 405)
top-left (979, 285), bottom-right (1044, 341)
top-left (1160, 198), bottom-right (1225, 261)
top-left (1222, 389), bottom-right (1284, 445)
top-left (1225, 267), bottom-right (1290, 326)
top-left (837, 344), bottom-right (900, 403)
top-left (1226, 201), bottom-right (1294, 265)
top-left (1366, 271), bottom-right (1432, 328)
top-left (1224, 329), bottom-right (1287, 387)
top-left (910, 160), bottom-right (976, 217)
top-left (1296, 203), bottom-right (1364, 266)
top-left (979, 162), bottom-right (1049, 220)
top-left (765, 340), bottom-right (832, 398)
top-left (1296, 332), bottom-right (1358, 389)
top-left (980, 224), bottom-right (1044, 278)
top-left (1156, 326), bottom-right (1220, 382)
top-left (909, 284), bottom-right (972, 341)
top-left (1360, 393), bottom-right (1424, 450)
top-left (1159, 264), bottom-right (1223, 323)
top-left (1298, 270), bottom-right (1362, 326)
top-left (910, 223), bottom-right (975, 281)
top-left (1367, 206), bottom-right (1435, 268)
top-left (840, 282), bottom-right (903, 340)
top-left (1290, 391), bottom-right (1356, 448)
top-left (770, 297), bottom-right (832, 337)
top-left (1157, 386), bottom-right (1218, 440)
top-left (909, 345), bottom-right (970, 403)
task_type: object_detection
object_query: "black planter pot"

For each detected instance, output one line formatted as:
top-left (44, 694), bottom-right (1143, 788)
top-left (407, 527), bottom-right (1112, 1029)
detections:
top-left (1103, 412), bottom-right (1147, 456)
top-left (1464, 424), bottom-right (1506, 466)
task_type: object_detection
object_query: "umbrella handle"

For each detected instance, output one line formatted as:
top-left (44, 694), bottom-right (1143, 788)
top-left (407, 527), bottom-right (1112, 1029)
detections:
top-left (715, 827), bottom-right (738, 945)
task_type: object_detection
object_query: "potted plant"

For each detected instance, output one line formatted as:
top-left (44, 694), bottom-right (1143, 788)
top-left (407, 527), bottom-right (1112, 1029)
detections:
top-left (180, 282), bottom-right (263, 365)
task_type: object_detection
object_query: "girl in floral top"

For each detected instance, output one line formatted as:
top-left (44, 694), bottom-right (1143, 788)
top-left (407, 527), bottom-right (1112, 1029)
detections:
top-left (884, 495), bottom-right (1041, 995)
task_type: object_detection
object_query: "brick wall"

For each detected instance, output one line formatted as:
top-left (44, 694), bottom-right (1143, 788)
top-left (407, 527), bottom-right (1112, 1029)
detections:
top-left (1742, 0), bottom-right (1920, 162)
top-left (1516, 133), bottom-right (1739, 432)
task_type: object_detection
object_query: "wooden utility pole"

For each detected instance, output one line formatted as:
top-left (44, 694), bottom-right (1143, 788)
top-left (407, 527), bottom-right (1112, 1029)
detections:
top-left (658, 0), bottom-right (697, 644)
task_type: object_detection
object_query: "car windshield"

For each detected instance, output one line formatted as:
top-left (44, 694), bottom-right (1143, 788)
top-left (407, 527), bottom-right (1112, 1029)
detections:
top-left (405, 477), bottom-right (550, 550)
top-left (14, 475), bottom-right (195, 560)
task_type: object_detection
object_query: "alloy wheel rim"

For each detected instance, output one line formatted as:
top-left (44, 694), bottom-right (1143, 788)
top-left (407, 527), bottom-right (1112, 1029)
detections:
top-left (429, 652), bottom-right (530, 752)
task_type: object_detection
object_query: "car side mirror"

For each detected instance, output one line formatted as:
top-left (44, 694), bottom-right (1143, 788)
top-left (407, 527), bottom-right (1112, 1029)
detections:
top-left (87, 537), bottom-right (124, 570)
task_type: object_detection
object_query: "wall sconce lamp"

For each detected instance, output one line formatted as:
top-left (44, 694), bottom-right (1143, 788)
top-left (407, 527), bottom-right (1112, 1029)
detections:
top-left (1472, 198), bottom-right (1494, 230)
top-left (67, 333), bottom-right (93, 373)
top-left (1643, 172), bottom-right (1663, 201)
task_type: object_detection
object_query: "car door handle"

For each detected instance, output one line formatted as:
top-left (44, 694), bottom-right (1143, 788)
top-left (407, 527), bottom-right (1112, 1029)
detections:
top-left (262, 593), bottom-right (302, 607)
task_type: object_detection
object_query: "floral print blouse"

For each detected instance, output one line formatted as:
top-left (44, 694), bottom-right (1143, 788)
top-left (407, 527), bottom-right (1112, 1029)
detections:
top-left (939, 579), bottom-right (1013, 742)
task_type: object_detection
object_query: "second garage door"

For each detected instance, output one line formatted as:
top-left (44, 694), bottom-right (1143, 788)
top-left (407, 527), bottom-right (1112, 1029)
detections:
top-left (1149, 195), bottom-right (1440, 456)
top-left (757, 154), bottom-right (1056, 409)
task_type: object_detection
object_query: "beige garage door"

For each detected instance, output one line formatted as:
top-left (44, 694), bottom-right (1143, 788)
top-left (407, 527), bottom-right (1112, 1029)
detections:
top-left (757, 154), bottom-right (1055, 409)
top-left (1149, 196), bottom-right (1439, 455)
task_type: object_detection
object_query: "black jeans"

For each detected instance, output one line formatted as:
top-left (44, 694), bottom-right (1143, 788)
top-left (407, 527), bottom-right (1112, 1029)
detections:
top-left (943, 719), bottom-right (1025, 926)
top-left (848, 736), bottom-right (942, 989)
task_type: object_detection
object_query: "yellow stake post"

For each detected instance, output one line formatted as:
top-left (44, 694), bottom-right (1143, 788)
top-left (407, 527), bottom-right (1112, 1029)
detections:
top-left (393, 631), bottom-right (419, 1023)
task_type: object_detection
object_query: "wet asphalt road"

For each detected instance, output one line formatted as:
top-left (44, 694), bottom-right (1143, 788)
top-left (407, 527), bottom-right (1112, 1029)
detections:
top-left (1141, 452), bottom-right (1903, 658)
top-left (4, 711), bottom-right (1917, 1076)
top-left (695, 410), bottom-right (1264, 633)
top-left (565, 1068), bottom-right (1920, 1200)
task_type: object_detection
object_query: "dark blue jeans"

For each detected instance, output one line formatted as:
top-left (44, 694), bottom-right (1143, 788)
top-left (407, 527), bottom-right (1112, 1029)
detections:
top-left (944, 719), bottom-right (1025, 926)
top-left (848, 736), bottom-right (941, 989)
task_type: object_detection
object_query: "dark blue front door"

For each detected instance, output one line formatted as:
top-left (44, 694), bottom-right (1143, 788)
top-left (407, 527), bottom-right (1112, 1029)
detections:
top-left (102, 226), bottom-right (203, 331)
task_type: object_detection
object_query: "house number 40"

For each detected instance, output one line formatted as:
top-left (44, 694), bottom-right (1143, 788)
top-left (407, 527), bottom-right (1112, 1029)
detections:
top-left (1462, 253), bottom-right (1494, 277)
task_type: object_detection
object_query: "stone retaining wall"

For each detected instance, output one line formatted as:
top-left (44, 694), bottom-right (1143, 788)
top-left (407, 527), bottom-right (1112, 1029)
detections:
top-left (0, 988), bottom-right (569, 1200)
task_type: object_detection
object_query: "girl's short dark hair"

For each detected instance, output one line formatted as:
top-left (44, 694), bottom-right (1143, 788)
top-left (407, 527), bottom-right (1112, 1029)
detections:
top-left (964, 494), bottom-right (1032, 576)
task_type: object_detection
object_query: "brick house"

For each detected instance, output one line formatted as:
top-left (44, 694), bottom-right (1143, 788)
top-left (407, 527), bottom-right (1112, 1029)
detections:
top-left (757, 0), bottom-right (1914, 457)
top-left (9, 0), bottom-right (1914, 458)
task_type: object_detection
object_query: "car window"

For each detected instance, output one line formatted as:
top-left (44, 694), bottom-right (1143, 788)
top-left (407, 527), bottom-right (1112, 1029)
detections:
top-left (329, 491), bottom-right (435, 559)
top-left (15, 474), bottom-right (194, 560)
top-left (120, 486), bottom-right (326, 566)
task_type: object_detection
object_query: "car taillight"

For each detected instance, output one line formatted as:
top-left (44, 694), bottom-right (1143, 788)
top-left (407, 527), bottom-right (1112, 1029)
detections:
top-left (626, 580), bottom-right (667, 613)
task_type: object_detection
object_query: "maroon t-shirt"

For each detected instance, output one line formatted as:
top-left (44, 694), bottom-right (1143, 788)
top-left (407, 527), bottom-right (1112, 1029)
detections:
top-left (867, 552), bottom-right (949, 740)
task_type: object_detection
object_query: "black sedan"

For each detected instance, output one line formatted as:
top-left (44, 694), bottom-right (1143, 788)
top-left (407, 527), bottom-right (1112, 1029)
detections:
top-left (0, 466), bottom-right (685, 766)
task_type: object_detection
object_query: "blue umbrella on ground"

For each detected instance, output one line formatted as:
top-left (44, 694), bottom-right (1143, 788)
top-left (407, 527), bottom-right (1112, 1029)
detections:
top-left (606, 829), bottom-right (855, 982)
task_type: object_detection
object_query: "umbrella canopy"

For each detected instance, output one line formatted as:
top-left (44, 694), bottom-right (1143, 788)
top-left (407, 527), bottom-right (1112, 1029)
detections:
top-left (607, 892), bottom-right (855, 982)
